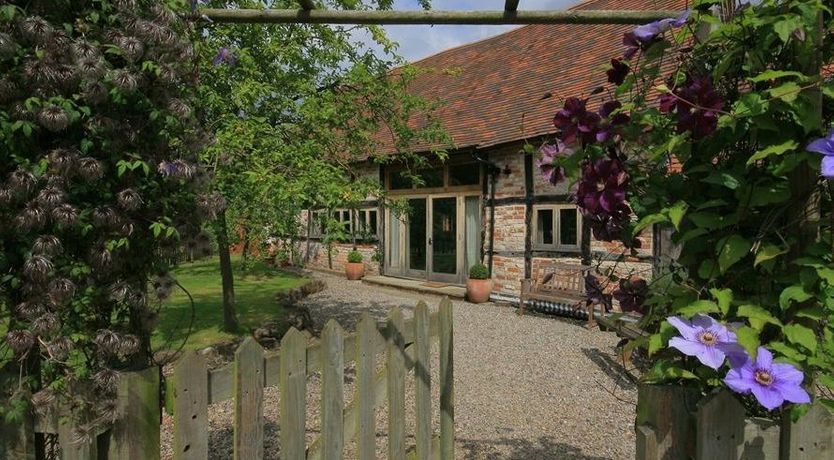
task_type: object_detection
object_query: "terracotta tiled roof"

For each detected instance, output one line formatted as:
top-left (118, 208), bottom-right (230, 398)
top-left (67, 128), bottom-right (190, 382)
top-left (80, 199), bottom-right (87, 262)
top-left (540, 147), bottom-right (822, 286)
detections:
top-left (374, 0), bottom-right (688, 154)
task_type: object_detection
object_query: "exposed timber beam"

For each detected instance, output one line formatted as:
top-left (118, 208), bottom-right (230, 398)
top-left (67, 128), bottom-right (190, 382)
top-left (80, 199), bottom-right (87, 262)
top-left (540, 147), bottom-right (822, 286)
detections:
top-left (505, 0), bottom-right (521, 12)
top-left (298, 0), bottom-right (315, 9)
top-left (200, 9), bottom-right (681, 25)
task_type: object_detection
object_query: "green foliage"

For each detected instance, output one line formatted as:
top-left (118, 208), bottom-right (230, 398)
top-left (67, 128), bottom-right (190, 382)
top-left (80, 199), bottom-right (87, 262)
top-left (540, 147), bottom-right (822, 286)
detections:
top-left (468, 263), bottom-right (489, 280)
top-left (347, 250), bottom-right (363, 263)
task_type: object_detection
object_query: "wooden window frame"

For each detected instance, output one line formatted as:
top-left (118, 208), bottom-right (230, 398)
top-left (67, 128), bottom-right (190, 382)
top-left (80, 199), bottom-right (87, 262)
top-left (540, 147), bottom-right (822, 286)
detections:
top-left (532, 204), bottom-right (582, 252)
top-left (385, 158), bottom-right (483, 195)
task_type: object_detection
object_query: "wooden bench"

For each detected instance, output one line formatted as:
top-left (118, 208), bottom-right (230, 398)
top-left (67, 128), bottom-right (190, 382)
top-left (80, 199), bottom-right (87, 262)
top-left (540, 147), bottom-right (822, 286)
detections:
top-left (519, 263), bottom-right (601, 326)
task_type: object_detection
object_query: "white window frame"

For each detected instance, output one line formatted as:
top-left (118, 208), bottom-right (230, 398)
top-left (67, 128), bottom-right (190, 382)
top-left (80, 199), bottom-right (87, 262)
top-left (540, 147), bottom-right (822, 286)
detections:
top-left (532, 204), bottom-right (582, 252)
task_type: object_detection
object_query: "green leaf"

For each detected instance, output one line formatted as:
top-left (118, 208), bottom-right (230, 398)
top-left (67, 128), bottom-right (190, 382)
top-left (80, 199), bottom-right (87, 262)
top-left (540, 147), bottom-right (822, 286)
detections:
top-left (783, 324), bottom-right (817, 353)
top-left (817, 267), bottom-right (834, 285)
top-left (633, 213), bottom-right (668, 234)
top-left (769, 82), bottom-right (802, 102)
top-left (676, 300), bottom-right (720, 316)
top-left (698, 259), bottom-right (718, 280)
top-left (736, 326), bottom-right (760, 359)
top-left (749, 70), bottom-right (805, 83)
top-left (747, 140), bottom-right (798, 165)
top-left (737, 304), bottom-right (782, 327)
top-left (755, 244), bottom-right (788, 267)
top-left (779, 285), bottom-right (813, 310)
top-left (718, 235), bottom-right (751, 274)
top-left (703, 171), bottom-right (741, 189)
top-left (773, 17), bottom-right (803, 44)
top-left (770, 341), bottom-right (806, 362)
top-left (667, 201), bottom-right (688, 230)
top-left (710, 288), bottom-right (733, 315)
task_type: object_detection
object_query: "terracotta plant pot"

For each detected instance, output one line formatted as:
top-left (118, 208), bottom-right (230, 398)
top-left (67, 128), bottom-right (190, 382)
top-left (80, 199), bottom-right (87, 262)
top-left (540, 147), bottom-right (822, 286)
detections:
top-left (345, 262), bottom-right (365, 280)
top-left (466, 278), bottom-right (493, 303)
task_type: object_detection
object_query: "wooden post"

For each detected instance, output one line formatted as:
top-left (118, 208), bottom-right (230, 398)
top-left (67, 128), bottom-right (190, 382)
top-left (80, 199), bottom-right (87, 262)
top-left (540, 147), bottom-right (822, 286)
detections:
top-left (171, 352), bottom-right (209, 460)
top-left (414, 301), bottom-right (431, 460)
top-left (695, 390), bottom-right (779, 460)
top-left (107, 367), bottom-right (161, 459)
top-left (781, 402), bottom-right (834, 459)
top-left (58, 410), bottom-right (97, 460)
top-left (635, 384), bottom-right (699, 460)
top-left (439, 298), bottom-right (455, 460)
top-left (234, 337), bottom-right (265, 460)
top-left (386, 307), bottom-right (406, 460)
top-left (320, 320), bottom-right (345, 460)
top-left (280, 329), bottom-right (307, 460)
top-left (357, 313), bottom-right (378, 460)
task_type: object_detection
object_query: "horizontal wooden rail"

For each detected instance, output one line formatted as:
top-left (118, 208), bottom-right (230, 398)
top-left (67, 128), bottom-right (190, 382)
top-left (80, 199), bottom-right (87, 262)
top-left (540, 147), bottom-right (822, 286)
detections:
top-left (200, 9), bottom-right (682, 25)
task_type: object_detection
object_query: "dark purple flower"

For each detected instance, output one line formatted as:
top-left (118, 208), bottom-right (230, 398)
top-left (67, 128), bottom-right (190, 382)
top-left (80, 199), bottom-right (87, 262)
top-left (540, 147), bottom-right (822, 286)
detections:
top-left (607, 58), bottom-right (630, 85)
top-left (667, 314), bottom-right (743, 370)
top-left (725, 347), bottom-right (811, 410)
top-left (613, 276), bottom-right (648, 313)
top-left (536, 141), bottom-right (572, 185)
top-left (596, 101), bottom-right (630, 142)
top-left (584, 273), bottom-right (612, 311)
top-left (576, 157), bottom-right (629, 214)
top-left (623, 32), bottom-right (642, 60)
top-left (212, 47), bottom-right (237, 66)
top-left (660, 75), bottom-right (724, 139)
top-left (633, 10), bottom-right (690, 44)
top-left (806, 129), bottom-right (834, 178)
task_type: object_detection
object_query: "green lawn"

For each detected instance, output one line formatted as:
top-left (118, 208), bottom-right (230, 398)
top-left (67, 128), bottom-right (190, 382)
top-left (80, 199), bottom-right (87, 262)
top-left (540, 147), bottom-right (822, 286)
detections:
top-left (152, 257), bottom-right (309, 351)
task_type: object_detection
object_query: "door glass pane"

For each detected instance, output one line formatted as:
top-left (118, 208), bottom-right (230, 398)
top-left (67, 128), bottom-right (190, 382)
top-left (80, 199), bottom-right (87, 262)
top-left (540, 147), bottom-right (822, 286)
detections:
top-left (407, 199), bottom-right (427, 271)
top-left (449, 163), bottom-right (480, 186)
top-left (388, 211), bottom-right (400, 269)
top-left (465, 196), bottom-right (481, 272)
top-left (536, 209), bottom-right (554, 245)
top-left (432, 197), bottom-right (457, 274)
top-left (368, 210), bottom-right (378, 239)
top-left (560, 208), bottom-right (578, 246)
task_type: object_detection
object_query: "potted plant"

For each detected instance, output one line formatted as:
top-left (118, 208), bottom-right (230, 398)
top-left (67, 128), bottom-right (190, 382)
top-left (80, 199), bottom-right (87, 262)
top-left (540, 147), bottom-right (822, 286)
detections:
top-left (466, 263), bottom-right (492, 303)
top-left (345, 249), bottom-right (365, 280)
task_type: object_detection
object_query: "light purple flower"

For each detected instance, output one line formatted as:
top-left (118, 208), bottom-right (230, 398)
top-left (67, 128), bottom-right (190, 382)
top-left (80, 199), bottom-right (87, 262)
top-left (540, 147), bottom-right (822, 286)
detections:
top-left (806, 129), bottom-right (834, 178)
top-left (212, 47), bottom-right (237, 66)
top-left (724, 347), bottom-right (811, 411)
top-left (633, 10), bottom-right (691, 44)
top-left (667, 314), bottom-right (743, 369)
top-left (536, 141), bottom-right (572, 185)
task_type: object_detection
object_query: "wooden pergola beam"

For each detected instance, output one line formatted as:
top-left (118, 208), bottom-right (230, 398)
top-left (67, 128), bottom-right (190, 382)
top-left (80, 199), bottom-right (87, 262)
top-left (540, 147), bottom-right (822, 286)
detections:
top-left (200, 9), bottom-right (680, 25)
top-left (504, 0), bottom-right (521, 12)
top-left (298, 0), bottom-right (315, 9)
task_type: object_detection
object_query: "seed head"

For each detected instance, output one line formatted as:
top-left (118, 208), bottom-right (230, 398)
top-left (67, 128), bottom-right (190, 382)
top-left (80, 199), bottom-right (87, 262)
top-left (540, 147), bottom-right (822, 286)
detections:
top-left (51, 204), bottom-right (78, 226)
top-left (6, 330), bottom-right (35, 355)
top-left (49, 278), bottom-right (76, 306)
top-left (38, 105), bottom-right (69, 132)
top-left (47, 336), bottom-right (73, 361)
top-left (116, 189), bottom-right (143, 211)
top-left (23, 255), bottom-right (53, 282)
top-left (18, 16), bottom-right (53, 44)
top-left (33, 235), bottom-right (63, 255)
top-left (37, 187), bottom-right (65, 209)
top-left (119, 36), bottom-right (144, 62)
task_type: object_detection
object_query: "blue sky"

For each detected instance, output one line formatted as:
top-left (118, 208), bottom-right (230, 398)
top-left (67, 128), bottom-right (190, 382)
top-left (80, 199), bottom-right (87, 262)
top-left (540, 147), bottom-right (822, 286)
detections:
top-left (366, 0), bottom-right (579, 62)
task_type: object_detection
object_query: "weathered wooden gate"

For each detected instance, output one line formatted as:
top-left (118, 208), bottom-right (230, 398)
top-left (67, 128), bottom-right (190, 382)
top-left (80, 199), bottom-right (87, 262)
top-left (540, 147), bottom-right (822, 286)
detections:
top-left (2, 299), bottom-right (454, 460)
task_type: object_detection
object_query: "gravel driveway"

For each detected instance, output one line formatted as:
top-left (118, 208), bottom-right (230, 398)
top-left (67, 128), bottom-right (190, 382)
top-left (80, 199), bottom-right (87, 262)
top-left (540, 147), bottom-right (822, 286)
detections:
top-left (161, 272), bottom-right (637, 459)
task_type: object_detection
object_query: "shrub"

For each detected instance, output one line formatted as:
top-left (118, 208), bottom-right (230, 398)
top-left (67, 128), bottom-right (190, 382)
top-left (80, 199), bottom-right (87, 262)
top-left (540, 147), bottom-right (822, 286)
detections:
top-left (347, 249), bottom-right (363, 263)
top-left (469, 263), bottom-right (489, 280)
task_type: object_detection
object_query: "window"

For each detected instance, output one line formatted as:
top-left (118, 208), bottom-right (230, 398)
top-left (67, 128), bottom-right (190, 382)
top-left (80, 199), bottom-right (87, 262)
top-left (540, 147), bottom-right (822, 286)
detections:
top-left (308, 208), bottom-right (379, 241)
top-left (533, 205), bottom-right (581, 251)
top-left (449, 163), bottom-right (481, 186)
top-left (309, 210), bottom-right (327, 237)
top-left (387, 160), bottom-right (482, 192)
top-left (355, 209), bottom-right (379, 240)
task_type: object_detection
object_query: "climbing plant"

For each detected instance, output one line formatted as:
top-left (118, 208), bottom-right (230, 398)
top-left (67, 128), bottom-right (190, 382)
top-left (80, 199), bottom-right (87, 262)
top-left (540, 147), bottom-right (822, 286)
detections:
top-left (537, 0), bottom-right (834, 416)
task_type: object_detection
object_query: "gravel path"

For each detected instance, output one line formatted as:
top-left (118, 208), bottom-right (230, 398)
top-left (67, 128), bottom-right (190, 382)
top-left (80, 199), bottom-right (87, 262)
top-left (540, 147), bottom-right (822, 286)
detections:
top-left (161, 273), bottom-right (637, 459)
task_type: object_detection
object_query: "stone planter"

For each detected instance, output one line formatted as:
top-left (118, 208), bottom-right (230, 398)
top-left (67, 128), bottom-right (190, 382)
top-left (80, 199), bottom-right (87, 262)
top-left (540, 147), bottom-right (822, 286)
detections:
top-left (465, 278), bottom-right (492, 303)
top-left (635, 384), bottom-right (834, 459)
top-left (345, 262), bottom-right (365, 280)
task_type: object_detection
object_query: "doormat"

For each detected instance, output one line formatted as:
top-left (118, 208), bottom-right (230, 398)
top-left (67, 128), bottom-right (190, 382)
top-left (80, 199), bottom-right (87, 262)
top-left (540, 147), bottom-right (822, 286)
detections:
top-left (423, 282), bottom-right (450, 288)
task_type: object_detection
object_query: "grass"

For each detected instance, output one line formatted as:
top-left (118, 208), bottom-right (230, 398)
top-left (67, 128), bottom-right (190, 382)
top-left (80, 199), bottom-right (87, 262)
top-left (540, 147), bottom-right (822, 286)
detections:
top-left (152, 256), bottom-right (309, 351)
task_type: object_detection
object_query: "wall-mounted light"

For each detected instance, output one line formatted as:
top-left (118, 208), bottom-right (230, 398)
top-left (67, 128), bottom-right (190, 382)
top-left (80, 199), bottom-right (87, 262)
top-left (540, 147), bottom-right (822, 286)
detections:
top-left (502, 165), bottom-right (512, 176)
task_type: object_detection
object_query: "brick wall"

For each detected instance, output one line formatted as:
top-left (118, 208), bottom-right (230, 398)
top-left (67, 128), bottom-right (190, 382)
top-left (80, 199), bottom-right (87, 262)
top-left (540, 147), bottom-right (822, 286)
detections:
top-left (303, 241), bottom-right (381, 276)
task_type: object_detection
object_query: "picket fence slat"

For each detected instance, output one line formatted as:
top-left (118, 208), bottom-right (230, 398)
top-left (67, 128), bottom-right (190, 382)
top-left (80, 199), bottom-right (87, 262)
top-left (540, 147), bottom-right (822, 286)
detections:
top-left (439, 298), bottom-right (455, 460)
top-left (414, 301), bottom-right (432, 460)
top-left (696, 390), bottom-right (779, 460)
top-left (280, 328), bottom-right (308, 460)
top-left (108, 367), bottom-right (160, 459)
top-left (635, 385), bottom-right (699, 460)
top-left (208, 364), bottom-right (233, 405)
top-left (320, 320), bottom-right (345, 460)
top-left (58, 409), bottom-right (97, 460)
top-left (235, 337), bottom-right (265, 460)
top-left (781, 402), bottom-right (834, 459)
top-left (172, 351), bottom-right (209, 460)
top-left (358, 313), bottom-right (378, 460)
top-left (387, 307), bottom-right (406, 460)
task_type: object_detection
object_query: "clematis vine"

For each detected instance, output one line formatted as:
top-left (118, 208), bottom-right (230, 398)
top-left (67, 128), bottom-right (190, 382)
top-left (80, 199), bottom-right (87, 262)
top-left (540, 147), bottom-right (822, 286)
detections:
top-left (553, 98), bottom-right (629, 146)
top-left (536, 141), bottom-right (572, 185)
top-left (659, 75), bottom-right (725, 139)
top-left (805, 128), bottom-right (834, 178)
top-left (725, 347), bottom-right (811, 411)
top-left (667, 314), bottom-right (743, 370)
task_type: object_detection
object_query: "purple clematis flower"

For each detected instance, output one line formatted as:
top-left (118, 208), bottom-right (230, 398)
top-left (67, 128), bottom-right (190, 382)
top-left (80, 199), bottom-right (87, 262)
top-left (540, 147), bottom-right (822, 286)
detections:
top-left (667, 314), bottom-right (743, 370)
top-left (633, 10), bottom-right (691, 44)
top-left (596, 101), bottom-right (630, 142)
top-left (576, 157), bottom-right (629, 214)
top-left (724, 347), bottom-right (811, 411)
top-left (213, 47), bottom-right (237, 66)
top-left (806, 128), bottom-right (834, 178)
top-left (536, 141), bottom-right (572, 185)
top-left (660, 75), bottom-right (724, 139)
top-left (607, 58), bottom-right (630, 85)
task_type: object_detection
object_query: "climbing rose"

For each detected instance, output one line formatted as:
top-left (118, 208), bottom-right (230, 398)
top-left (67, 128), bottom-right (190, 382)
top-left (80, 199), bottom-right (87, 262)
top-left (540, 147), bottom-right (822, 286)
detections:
top-left (659, 75), bottom-right (724, 139)
top-left (607, 58), bottom-right (630, 85)
top-left (613, 276), bottom-right (648, 313)
top-left (724, 347), bottom-right (811, 411)
top-left (806, 128), bottom-right (834, 178)
top-left (633, 10), bottom-right (690, 44)
top-left (667, 315), bottom-right (743, 370)
top-left (536, 141), bottom-right (572, 185)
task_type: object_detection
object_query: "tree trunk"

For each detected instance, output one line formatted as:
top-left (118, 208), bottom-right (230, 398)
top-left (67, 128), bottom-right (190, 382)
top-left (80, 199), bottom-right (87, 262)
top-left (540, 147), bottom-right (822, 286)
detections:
top-left (216, 210), bottom-right (239, 332)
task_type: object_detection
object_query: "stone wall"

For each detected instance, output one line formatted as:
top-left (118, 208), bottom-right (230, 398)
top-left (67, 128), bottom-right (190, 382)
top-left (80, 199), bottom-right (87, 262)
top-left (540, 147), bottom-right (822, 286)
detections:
top-left (303, 240), bottom-right (381, 277)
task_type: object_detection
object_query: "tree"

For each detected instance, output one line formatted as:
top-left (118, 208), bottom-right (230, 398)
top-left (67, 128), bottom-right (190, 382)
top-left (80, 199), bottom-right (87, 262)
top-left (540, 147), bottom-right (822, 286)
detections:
top-left (0, 0), bottom-right (207, 433)
top-left (193, 0), bottom-right (448, 330)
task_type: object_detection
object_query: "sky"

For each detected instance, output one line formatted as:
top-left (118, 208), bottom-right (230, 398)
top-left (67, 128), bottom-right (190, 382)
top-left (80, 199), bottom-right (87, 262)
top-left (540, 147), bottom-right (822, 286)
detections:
top-left (365, 0), bottom-right (579, 63)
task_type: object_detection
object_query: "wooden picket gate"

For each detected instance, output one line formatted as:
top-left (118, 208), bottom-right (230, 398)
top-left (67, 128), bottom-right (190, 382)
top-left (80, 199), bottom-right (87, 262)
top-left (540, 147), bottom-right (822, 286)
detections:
top-left (1, 299), bottom-right (454, 460)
